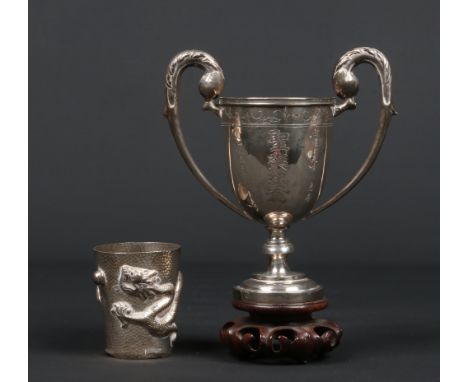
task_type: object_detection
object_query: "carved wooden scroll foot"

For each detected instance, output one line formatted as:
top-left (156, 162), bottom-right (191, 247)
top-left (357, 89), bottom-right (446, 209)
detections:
top-left (220, 309), bottom-right (342, 363)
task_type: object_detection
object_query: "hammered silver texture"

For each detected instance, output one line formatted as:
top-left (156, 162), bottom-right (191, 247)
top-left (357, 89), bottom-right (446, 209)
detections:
top-left (93, 242), bottom-right (182, 359)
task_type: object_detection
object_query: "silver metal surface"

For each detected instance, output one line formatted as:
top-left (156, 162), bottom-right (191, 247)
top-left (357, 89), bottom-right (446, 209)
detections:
top-left (217, 97), bottom-right (335, 106)
top-left (93, 242), bottom-right (182, 359)
top-left (233, 212), bottom-right (324, 304)
top-left (164, 47), bottom-right (395, 306)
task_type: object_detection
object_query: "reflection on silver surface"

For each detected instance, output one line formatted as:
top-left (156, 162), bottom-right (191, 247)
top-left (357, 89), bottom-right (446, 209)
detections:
top-left (93, 242), bottom-right (182, 359)
top-left (164, 48), bottom-right (395, 305)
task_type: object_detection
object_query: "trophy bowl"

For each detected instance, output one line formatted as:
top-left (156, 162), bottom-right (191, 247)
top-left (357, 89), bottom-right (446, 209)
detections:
top-left (221, 96), bottom-right (331, 221)
top-left (164, 48), bottom-right (396, 362)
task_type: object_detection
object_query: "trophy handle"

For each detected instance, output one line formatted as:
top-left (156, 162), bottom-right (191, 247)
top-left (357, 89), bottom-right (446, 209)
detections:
top-left (306, 47), bottom-right (397, 218)
top-left (164, 50), bottom-right (251, 220)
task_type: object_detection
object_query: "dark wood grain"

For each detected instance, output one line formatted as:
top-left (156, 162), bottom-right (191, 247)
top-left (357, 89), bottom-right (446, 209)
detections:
top-left (220, 313), bottom-right (342, 363)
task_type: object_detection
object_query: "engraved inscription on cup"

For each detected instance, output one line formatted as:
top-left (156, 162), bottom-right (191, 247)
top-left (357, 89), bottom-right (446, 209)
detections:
top-left (222, 104), bottom-right (332, 221)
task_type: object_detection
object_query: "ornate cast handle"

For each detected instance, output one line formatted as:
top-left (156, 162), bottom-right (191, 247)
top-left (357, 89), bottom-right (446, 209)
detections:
top-left (164, 50), bottom-right (251, 220)
top-left (92, 268), bottom-right (106, 304)
top-left (307, 47), bottom-right (397, 218)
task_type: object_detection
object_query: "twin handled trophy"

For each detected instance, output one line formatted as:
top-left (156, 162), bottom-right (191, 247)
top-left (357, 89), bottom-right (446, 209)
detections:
top-left (164, 47), bottom-right (396, 362)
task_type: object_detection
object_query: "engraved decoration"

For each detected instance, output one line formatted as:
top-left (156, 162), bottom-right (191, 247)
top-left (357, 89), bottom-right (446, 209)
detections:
top-left (222, 107), bottom-right (313, 126)
top-left (110, 265), bottom-right (183, 343)
top-left (266, 128), bottom-right (290, 202)
top-left (163, 48), bottom-right (396, 362)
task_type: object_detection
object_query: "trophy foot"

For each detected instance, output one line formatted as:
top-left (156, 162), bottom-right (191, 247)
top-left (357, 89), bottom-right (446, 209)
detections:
top-left (220, 212), bottom-right (342, 362)
top-left (220, 305), bottom-right (342, 363)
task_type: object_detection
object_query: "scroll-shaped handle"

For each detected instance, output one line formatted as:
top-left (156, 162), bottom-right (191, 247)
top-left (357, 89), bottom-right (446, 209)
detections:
top-left (164, 50), bottom-right (251, 220)
top-left (307, 47), bottom-right (397, 218)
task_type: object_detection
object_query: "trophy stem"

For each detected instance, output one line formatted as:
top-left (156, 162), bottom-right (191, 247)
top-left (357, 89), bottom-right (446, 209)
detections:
top-left (264, 252), bottom-right (292, 278)
top-left (262, 212), bottom-right (295, 278)
top-left (222, 211), bottom-right (342, 362)
top-left (233, 211), bottom-right (324, 305)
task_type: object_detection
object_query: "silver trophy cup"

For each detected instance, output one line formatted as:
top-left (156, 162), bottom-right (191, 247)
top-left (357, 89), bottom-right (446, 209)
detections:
top-left (164, 48), bottom-right (395, 361)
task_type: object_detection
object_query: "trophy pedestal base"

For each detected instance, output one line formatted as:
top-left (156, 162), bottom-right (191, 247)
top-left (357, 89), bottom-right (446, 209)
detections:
top-left (220, 300), bottom-right (342, 363)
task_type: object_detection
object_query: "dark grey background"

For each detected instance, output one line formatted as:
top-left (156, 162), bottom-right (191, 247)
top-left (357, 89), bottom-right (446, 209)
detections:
top-left (29, 0), bottom-right (439, 381)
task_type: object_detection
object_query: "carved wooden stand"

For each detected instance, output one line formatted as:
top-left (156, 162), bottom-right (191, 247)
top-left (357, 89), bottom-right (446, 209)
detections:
top-left (220, 299), bottom-right (342, 363)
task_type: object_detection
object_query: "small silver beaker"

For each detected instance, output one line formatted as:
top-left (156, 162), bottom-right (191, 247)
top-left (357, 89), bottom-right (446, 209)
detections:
top-left (92, 242), bottom-right (182, 359)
